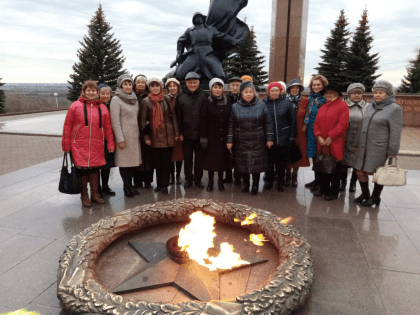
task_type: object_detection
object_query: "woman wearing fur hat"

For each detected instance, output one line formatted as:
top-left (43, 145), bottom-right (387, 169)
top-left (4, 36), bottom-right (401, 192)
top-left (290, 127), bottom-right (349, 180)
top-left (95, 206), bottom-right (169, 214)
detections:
top-left (110, 74), bottom-right (142, 197)
top-left (98, 83), bottom-right (116, 196)
top-left (353, 80), bottom-right (403, 207)
top-left (133, 74), bottom-right (154, 189)
top-left (227, 81), bottom-right (275, 195)
top-left (285, 79), bottom-right (310, 187)
top-left (62, 80), bottom-right (115, 207)
top-left (341, 83), bottom-right (369, 193)
top-left (262, 82), bottom-right (295, 192)
top-left (166, 78), bottom-right (184, 185)
top-left (200, 78), bottom-right (232, 191)
top-left (313, 84), bottom-right (349, 200)
top-left (303, 74), bottom-right (328, 193)
top-left (141, 77), bottom-right (179, 194)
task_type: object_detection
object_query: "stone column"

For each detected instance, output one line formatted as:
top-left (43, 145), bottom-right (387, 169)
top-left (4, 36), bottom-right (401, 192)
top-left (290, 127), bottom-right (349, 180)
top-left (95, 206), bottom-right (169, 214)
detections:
top-left (269, 0), bottom-right (309, 85)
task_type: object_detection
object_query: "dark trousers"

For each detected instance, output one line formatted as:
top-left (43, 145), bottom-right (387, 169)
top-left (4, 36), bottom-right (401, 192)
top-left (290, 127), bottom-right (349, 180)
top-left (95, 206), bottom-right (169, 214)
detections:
top-left (170, 161), bottom-right (183, 175)
top-left (318, 162), bottom-right (342, 196)
top-left (119, 167), bottom-right (136, 187)
top-left (133, 169), bottom-right (153, 186)
top-left (100, 169), bottom-right (111, 187)
top-left (267, 145), bottom-right (289, 183)
top-left (183, 139), bottom-right (203, 183)
top-left (242, 173), bottom-right (261, 185)
top-left (153, 147), bottom-right (174, 188)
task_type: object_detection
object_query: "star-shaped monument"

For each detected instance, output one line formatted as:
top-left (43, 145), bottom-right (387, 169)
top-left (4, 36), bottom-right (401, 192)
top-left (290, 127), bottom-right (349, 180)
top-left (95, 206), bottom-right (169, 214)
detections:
top-left (112, 237), bottom-right (268, 301)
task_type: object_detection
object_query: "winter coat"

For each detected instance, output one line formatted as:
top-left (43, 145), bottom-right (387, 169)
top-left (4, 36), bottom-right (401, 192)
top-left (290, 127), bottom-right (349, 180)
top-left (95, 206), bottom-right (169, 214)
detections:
top-left (289, 97), bottom-right (310, 168)
top-left (102, 101), bottom-right (115, 169)
top-left (62, 97), bottom-right (115, 168)
top-left (306, 95), bottom-right (326, 158)
top-left (136, 93), bottom-right (154, 171)
top-left (313, 98), bottom-right (349, 161)
top-left (141, 96), bottom-right (179, 148)
top-left (110, 96), bottom-right (142, 167)
top-left (353, 95), bottom-right (403, 173)
top-left (263, 96), bottom-right (295, 147)
top-left (228, 92), bottom-right (240, 105)
top-left (227, 97), bottom-right (275, 174)
top-left (200, 95), bottom-right (232, 172)
top-left (167, 95), bottom-right (184, 161)
top-left (175, 89), bottom-right (208, 140)
top-left (343, 98), bottom-right (369, 166)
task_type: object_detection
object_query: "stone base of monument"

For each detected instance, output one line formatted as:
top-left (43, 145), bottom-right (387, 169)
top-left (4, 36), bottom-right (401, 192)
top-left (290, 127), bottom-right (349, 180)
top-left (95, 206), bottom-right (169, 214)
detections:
top-left (57, 199), bottom-right (313, 315)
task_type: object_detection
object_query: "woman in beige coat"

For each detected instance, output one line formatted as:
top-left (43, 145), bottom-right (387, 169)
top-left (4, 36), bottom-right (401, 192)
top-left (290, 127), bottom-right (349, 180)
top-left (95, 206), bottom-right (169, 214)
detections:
top-left (111, 74), bottom-right (142, 197)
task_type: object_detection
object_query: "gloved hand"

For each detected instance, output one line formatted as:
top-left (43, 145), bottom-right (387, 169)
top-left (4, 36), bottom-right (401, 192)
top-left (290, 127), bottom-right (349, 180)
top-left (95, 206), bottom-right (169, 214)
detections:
top-left (200, 138), bottom-right (208, 151)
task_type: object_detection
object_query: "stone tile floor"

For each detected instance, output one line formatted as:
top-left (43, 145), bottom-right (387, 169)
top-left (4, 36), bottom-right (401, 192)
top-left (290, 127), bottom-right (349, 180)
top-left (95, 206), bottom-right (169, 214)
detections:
top-left (0, 111), bottom-right (420, 314)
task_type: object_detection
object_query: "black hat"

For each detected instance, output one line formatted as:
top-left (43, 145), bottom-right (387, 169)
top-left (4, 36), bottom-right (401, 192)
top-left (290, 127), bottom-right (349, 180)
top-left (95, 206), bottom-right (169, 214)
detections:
top-left (229, 76), bottom-right (242, 83)
top-left (185, 72), bottom-right (200, 81)
top-left (324, 83), bottom-right (343, 97)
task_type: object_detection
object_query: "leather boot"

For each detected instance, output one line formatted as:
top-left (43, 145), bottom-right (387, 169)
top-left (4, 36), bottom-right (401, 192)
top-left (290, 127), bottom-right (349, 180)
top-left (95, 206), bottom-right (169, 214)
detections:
top-left (349, 171), bottom-right (357, 192)
top-left (89, 172), bottom-right (105, 204)
top-left (207, 179), bottom-right (214, 191)
top-left (291, 171), bottom-right (298, 187)
top-left (218, 178), bottom-right (225, 191)
top-left (250, 183), bottom-right (259, 195)
top-left (305, 179), bottom-right (316, 188)
top-left (80, 175), bottom-right (92, 207)
top-left (284, 169), bottom-right (291, 187)
top-left (362, 184), bottom-right (382, 207)
top-left (354, 181), bottom-right (370, 203)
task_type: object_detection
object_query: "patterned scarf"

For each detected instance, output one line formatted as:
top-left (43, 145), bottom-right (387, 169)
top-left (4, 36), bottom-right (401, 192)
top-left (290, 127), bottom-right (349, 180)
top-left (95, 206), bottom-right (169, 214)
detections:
top-left (149, 92), bottom-right (165, 134)
top-left (115, 88), bottom-right (138, 105)
top-left (304, 92), bottom-right (326, 125)
top-left (287, 93), bottom-right (302, 110)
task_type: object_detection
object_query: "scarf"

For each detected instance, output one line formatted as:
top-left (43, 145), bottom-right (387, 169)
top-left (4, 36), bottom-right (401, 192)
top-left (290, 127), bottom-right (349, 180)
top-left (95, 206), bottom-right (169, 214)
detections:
top-left (287, 93), bottom-right (302, 110)
top-left (149, 92), bottom-right (165, 134)
top-left (115, 88), bottom-right (138, 105)
top-left (209, 94), bottom-right (227, 106)
top-left (304, 92), bottom-right (326, 125)
top-left (372, 94), bottom-right (396, 109)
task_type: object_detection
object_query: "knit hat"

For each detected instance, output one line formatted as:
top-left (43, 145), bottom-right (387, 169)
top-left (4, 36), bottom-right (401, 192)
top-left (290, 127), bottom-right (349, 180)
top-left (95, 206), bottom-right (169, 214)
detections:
top-left (134, 74), bottom-right (148, 85)
top-left (372, 80), bottom-right (393, 95)
top-left (267, 82), bottom-right (283, 94)
top-left (277, 81), bottom-right (287, 93)
top-left (241, 75), bottom-right (253, 82)
top-left (229, 76), bottom-right (242, 83)
top-left (347, 83), bottom-right (365, 96)
top-left (117, 74), bottom-right (133, 88)
top-left (147, 77), bottom-right (164, 89)
top-left (286, 79), bottom-right (304, 94)
top-left (209, 78), bottom-right (224, 90)
top-left (185, 72), bottom-right (200, 80)
top-left (98, 83), bottom-right (111, 91)
top-left (240, 80), bottom-right (256, 94)
top-left (165, 78), bottom-right (181, 89)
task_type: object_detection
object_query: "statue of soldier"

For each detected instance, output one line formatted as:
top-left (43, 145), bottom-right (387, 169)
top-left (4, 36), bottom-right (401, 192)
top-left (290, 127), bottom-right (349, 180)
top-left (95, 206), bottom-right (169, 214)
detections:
top-left (174, 12), bottom-right (246, 82)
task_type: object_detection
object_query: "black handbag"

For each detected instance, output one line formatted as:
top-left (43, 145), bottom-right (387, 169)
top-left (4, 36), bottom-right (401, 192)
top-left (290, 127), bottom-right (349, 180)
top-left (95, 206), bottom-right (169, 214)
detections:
top-left (289, 143), bottom-right (302, 164)
top-left (58, 153), bottom-right (82, 194)
top-left (313, 146), bottom-right (336, 174)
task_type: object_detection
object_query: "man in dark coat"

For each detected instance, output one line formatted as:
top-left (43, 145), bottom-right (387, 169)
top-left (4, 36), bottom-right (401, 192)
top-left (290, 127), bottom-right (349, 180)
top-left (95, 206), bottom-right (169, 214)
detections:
top-left (175, 72), bottom-right (209, 188)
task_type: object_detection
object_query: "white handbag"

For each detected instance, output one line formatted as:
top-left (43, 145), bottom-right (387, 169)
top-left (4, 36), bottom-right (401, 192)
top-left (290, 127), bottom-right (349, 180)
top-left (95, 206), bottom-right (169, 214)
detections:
top-left (373, 157), bottom-right (407, 186)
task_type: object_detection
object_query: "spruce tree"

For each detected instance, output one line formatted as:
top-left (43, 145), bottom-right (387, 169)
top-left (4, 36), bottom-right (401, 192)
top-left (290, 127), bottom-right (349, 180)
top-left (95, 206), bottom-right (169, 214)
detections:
top-left (222, 27), bottom-right (268, 90)
top-left (68, 5), bottom-right (127, 101)
top-left (315, 10), bottom-right (351, 92)
top-left (399, 49), bottom-right (420, 93)
top-left (345, 9), bottom-right (380, 90)
top-left (0, 78), bottom-right (5, 114)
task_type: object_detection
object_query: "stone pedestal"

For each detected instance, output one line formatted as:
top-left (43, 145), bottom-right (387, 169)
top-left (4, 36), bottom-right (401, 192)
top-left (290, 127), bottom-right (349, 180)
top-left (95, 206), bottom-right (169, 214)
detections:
top-left (269, 0), bottom-right (309, 85)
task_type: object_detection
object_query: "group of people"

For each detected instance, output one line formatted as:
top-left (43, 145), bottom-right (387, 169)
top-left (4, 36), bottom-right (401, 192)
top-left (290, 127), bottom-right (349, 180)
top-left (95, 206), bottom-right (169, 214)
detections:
top-left (62, 71), bottom-right (403, 209)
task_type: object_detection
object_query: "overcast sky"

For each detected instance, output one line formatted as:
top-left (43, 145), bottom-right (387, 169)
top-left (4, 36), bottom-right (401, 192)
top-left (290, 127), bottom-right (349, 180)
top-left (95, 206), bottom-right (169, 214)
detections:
top-left (1, 0), bottom-right (419, 88)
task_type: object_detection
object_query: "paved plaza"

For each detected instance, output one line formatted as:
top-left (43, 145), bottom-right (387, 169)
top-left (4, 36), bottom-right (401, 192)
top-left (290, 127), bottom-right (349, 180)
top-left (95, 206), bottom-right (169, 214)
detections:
top-left (0, 111), bottom-right (420, 314)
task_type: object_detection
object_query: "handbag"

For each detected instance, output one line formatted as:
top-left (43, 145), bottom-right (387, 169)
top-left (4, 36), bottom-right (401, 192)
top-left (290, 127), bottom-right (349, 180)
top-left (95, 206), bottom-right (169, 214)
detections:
top-left (312, 146), bottom-right (336, 174)
top-left (289, 143), bottom-right (302, 164)
top-left (373, 157), bottom-right (407, 186)
top-left (58, 153), bottom-right (82, 194)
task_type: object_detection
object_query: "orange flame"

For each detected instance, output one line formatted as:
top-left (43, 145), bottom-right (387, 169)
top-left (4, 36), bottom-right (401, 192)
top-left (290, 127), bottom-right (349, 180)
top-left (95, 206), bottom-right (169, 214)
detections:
top-left (178, 211), bottom-right (249, 271)
top-left (234, 213), bottom-right (258, 225)
top-left (250, 234), bottom-right (268, 246)
top-left (280, 217), bottom-right (293, 224)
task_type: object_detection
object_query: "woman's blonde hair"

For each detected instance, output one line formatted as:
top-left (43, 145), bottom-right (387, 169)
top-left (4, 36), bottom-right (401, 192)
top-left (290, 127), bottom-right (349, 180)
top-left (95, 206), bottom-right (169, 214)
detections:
top-left (309, 75), bottom-right (328, 93)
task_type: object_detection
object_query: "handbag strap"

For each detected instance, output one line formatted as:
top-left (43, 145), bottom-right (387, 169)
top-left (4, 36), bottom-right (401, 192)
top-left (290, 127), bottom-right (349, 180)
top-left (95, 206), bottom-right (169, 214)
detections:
top-left (385, 157), bottom-right (400, 170)
top-left (318, 145), bottom-right (332, 156)
top-left (63, 153), bottom-right (68, 169)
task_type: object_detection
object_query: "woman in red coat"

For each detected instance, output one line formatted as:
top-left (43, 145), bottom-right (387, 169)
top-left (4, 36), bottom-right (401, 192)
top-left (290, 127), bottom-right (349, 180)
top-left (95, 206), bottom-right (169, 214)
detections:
top-left (62, 80), bottom-right (115, 207)
top-left (313, 84), bottom-right (349, 200)
top-left (285, 79), bottom-right (310, 187)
